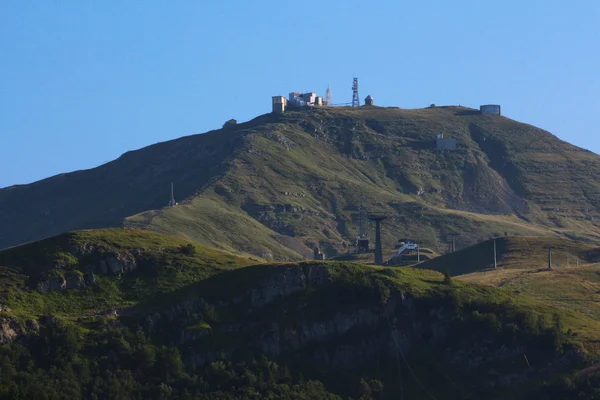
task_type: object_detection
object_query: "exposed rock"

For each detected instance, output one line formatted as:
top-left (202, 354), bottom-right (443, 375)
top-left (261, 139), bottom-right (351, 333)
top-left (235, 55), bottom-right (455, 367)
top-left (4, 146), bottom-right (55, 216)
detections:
top-left (35, 248), bottom-right (135, 293)
top-left (0, 318), bottom-right (20, 344)
top-left (144, 265), bottom-right (332, 335)
top-left (249, 264), bottom-right (331, 308)
top-left (99, 252), bottom-right (137, 275)
top-left (40, 315), bottom-right (60, 327)
top-left (0, 317), bottom-right (42, 344)
top-left (144, 298), bottom-right (208, 332)
top-left (222, 119), bottom-right (237, 129)
top-left (68, 243), bottom-right (96, 257)
top-left (36, 273), bottom-right (91, 292)
top-left (65, 275), bottom-right (86, 290)
top-left (37, 276), bottom-right (65, 292)
top-left (98, 260), bottom-right (108, 274)
top-left (25, 319), bottom-right (39, 331)
top-left (139, 263), bottom-right (581, 393)
top-left (254, 296), bottom-right (406, 362)
top-left (84, 273), bottom-right (97, 285)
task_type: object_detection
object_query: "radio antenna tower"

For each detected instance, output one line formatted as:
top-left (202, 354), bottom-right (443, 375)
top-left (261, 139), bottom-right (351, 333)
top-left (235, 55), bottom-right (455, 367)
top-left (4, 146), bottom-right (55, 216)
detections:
top-left (358, 197), bottom-right (368, 239)
top-left (169, 182), bottom-right (177, 207)
top-left (325, 86), bottom-right (332, 106)
top-left (351, 77), bottom-right (360, 107)
top-left (354, 195), bottom-right (370, 253)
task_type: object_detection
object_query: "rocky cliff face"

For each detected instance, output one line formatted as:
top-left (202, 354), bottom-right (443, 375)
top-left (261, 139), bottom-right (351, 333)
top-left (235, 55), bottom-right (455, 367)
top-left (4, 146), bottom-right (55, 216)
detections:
top-left (0, 315), bottom-right (39, 345)
top-left (32, 245), bottom-right (138, 292)
top-left (136, 264), bottom-right (578, 391)
top-left (36, 272), bottom-right (97, 292)
top-left (143, 264), bottom-right (333, 332)
top-left (249, 264), bottom-right (331, 308)
top-left (0, 318), bottom-right (20, 344)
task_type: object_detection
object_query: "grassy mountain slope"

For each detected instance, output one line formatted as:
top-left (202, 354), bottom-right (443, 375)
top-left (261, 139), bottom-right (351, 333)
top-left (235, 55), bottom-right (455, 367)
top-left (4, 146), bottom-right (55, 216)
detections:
top-left (3, 229), bottom-right (600, 398)
top-left (415, 235), bottom-right (600, 325)
top-left (460, 264), bottom-right (600, 324)
top-left (4, 106), bottom-right (600, 260)
top-left (0, 228), bottom-right (255, 320)
top-left (136, 106), bottom-right (600, 260)
top-left (0, 115), bottom-right (273, 249)
top-left (416, 235), bottom-right (599, 276)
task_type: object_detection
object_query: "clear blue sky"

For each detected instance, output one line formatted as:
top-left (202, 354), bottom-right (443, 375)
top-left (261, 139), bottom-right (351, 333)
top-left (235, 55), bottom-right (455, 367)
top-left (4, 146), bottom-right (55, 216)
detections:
top-left (1, 1), bottom-right (599, 188)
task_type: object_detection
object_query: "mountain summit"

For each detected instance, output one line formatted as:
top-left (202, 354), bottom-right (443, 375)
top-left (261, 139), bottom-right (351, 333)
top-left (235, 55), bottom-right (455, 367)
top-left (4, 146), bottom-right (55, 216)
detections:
top-left (2, 106), bottom-right (600, 259)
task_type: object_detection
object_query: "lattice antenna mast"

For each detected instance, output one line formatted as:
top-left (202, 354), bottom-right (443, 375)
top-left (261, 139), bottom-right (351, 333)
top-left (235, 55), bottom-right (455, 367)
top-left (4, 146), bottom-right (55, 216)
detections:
top-left (169, 182), bottom-right (177, 206)
top-left (358, 196), bottom-right (368, 238)
top-left (325, 86), bottom-right (332, 106)
top-left (351, 77), bottom-right (360, 107)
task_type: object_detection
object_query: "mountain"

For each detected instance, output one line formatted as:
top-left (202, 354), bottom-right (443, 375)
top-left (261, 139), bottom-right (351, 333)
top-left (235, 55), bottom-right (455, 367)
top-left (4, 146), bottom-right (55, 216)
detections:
top-left (0, 228), bottom-right (255, 320)
top-left (3, 229), bottom-right (600, 399)
top-left (417, 234), bottom-right (600, 326)
top-left (3, 105), bottom-right (600, 261)
top-left (417, 235), bottom-right (600, 276)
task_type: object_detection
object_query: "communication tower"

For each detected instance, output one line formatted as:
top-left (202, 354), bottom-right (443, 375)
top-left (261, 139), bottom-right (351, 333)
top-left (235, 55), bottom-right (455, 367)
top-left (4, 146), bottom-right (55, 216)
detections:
top-left (351, 77), bottom-right (360, 107)
top-left (355, 199), bottom-right (370, 253)
top-left (325, 86), bottom-right (332, 106)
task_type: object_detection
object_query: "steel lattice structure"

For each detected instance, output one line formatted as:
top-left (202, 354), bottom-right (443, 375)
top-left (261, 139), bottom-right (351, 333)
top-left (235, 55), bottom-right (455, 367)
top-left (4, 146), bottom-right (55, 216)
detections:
top-left (351, 77), bottom-right (359, 107)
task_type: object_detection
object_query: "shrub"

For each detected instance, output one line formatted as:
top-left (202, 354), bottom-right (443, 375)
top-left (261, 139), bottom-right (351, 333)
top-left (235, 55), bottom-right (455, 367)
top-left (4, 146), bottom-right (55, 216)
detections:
top-left (443, 269), bottom-right (452, 286)
top-left (179, 244), bottom-right (196, 255)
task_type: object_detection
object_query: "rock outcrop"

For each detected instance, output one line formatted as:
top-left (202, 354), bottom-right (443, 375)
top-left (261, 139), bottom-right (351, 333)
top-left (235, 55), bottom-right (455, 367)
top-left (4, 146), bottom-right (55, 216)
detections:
top-left (94, 252), bottom-right (137, 275)
top-left (0, 318), bottom-right (20, 344)
top-left (133, 263), bottom-right (579, 392)
top-left (36, 272), bottom-right (97, 292)
top-left (144, 264), bottom-right (333, 332)
top-left (0, 317), bottom-right (39, 345)
top-left (250, 264), bottom-right (331, 308)
top-left (34, 247), bottom-right (137, 292)
top-left (142, 265), bottom-right (423, 371)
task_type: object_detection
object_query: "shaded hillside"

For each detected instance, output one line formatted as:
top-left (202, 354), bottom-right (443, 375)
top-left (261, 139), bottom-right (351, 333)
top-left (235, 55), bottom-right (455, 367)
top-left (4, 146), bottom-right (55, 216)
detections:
top-left (0, 115), bottom-right (275, 250)
top-left (0, 228), bottom-right (255, 320)
top-left (416, 236), bottom-right (599, 276)
top-left (3, 229), bottom-right (600, 398)
top-left (4, 106), bottom-right (600, 260)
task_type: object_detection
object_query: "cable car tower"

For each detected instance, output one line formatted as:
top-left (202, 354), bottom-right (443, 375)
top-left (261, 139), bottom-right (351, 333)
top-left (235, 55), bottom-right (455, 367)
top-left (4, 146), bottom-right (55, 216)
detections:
top-left (368, 213), bottom-right (388, 266)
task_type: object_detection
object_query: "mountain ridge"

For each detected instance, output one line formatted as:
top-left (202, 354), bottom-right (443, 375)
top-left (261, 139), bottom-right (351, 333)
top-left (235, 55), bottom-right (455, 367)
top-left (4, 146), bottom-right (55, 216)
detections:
top-left (3, 105), bottom-right (600, 260)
